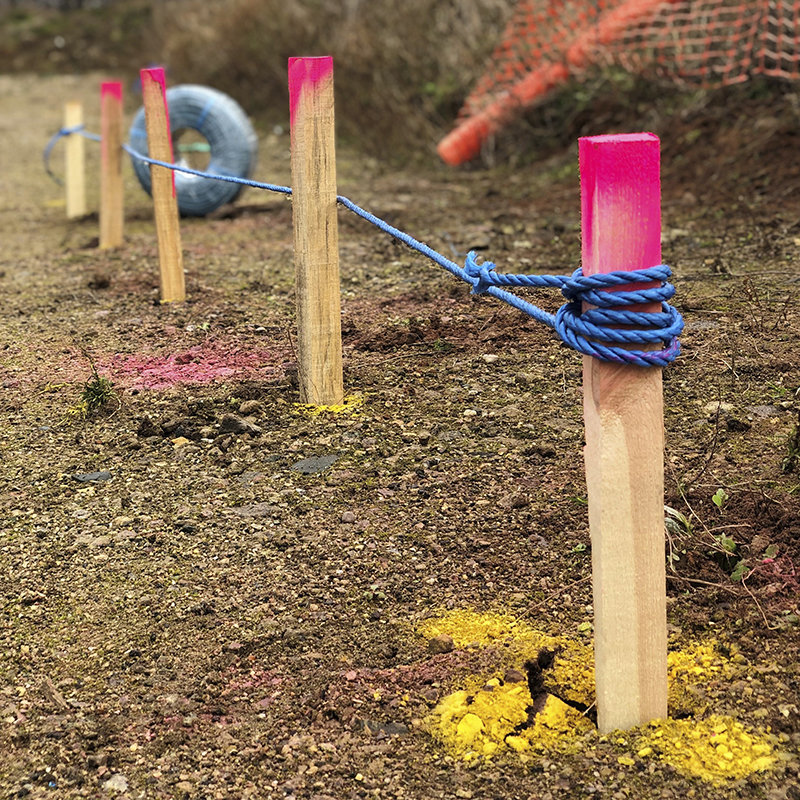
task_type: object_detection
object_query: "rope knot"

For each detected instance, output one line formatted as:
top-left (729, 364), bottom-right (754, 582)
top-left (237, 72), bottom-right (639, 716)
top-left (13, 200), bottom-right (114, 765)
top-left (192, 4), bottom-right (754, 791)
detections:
top-left (464, 251), bottom-right (497, 295)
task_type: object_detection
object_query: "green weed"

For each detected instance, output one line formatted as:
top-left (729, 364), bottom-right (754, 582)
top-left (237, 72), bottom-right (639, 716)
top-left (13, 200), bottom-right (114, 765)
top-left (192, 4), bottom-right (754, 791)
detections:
top-left (67, 362), bottom-right (117, 420)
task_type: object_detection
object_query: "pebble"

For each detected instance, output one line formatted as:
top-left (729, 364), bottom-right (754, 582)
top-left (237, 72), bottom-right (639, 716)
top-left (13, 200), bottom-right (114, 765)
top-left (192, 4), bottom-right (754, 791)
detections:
top-left (504, 668), bottom-right (526, 684)
top-left (341, 511), bottom-right (356, 524)
top-left (103, 774), bottom-right (128, 792)
top-left (703, 401), bottom-right (735, 415)
top-left (482, 354), bottom-right (499, 364)
top-left (499, 492), bottom-right (529, 510)
top-left (219, 414), bottom-right (262, 436)
top-left (72, 471), bottom-right (112, 483)
top-left (428, 633), bottom-right (455, 654)
top-left (420, 687), bottom-right (439, 703)
top-left (291, 454), bottom-right (339, 474)
top-left (238, 400), bottom-right (262, 415)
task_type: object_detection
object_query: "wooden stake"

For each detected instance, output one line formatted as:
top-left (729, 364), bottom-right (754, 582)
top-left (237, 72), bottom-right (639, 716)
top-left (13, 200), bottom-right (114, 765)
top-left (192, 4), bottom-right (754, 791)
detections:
top-left (288, 56), bottom-right (344, 406)
top-left (64, 101), bottom-right (86, 219)
top-left (100, 81), bottom-right (124, 249)
top-left (141, 67), bottom-right (185, 303)
top-left (579, 133), bottom-right (668, 733)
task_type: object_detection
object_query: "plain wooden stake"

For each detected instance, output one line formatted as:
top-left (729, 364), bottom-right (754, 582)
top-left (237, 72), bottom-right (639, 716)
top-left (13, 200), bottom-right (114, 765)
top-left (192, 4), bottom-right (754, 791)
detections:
top-left (100, 81), bottom-right (124, 249)
top-left (64, 101), bottom-right (86, 219)
top-left (579, 133), bottom-right (668, 733)
top-left (288, 56), bottom-right (344, 406)
top-left (141, 67), bottom-right (185, 303)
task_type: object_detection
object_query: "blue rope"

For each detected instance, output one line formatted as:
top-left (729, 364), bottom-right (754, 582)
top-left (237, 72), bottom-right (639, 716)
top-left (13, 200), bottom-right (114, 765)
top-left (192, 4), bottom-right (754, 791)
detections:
top-left (46, 127), bottom-right (684, 365)
top-left (43, 125), bottom-right (101, 185)
top-left (121, 143), bottom-right (293, 196)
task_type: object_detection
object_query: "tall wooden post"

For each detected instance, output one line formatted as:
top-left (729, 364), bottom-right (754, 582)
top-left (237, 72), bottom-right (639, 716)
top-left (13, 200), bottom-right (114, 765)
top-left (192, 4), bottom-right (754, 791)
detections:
top-left (64, 101), bottom-right (86, 219)
top-left (579, 133), bottom-right (668, 733)
top-left (100, 81), bottom-right (124, 249)
top-left (141, 67), bottom-right (185, 303)
top-left (288, 56), bottom-right (344, 406)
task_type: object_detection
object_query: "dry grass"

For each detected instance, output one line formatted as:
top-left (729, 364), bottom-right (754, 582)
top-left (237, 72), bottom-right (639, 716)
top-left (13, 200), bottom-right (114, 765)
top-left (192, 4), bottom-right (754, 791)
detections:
top-left (155, 0), bottom-right (514, 159)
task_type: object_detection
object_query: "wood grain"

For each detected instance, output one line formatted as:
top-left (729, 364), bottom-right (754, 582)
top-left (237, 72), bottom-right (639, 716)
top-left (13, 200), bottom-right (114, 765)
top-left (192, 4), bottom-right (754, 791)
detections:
top-left (289, 56), bottom-right (344, 405)
top-left (141, 68), bottom-right (185, 303)
top-left (64, 101), bottom-right (86, 219)
top-left (100, 82), bottom-right (124, 249)
top-left (579, 132), bottom-right (668, 732)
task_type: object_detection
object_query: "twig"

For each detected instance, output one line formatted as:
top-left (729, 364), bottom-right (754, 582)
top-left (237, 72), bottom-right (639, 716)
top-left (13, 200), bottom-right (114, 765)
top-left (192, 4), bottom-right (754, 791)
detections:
top-left (666, 574), bottom-right (739, 595)
top-left (525, 575), bottom-right (591, 613)
top-left (741, 576), bottom-right (781, 631)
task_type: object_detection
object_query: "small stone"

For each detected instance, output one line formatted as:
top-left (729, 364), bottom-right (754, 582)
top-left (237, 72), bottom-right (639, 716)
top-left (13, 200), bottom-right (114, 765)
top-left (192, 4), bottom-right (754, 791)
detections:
top-left (219, 414), bottom-right (261, 436)
top-left (238, 400), bottom-right (262, 416)
top-left (172, 437), bottom-right (191, 449)
top-left (420, 687), bottom-right (439, 703)
top-left (498, 492), bottom-right (529, 510)
top-left (341, 511), bottom-right (356, 524)
top-left (504, 668), bottom-right (526, 684)
top-left (428, 634), bottom-right (454, 654)
top-left (703, 401), bottom-right (735, 415)
top-left (175, 780), bottom-right (194, 794)
top-left (230, 502), bottom-right (280, 518)
top-left (291, 454), bottom-right (339, 474)
top-left (482, 354), bottom-right (499, 364)
top-left (103, 774), bottom-right (128, 793)
top-left (72, 471), bottom-right (112, 483)
top-left (89, 535), bottom-right (112, 548)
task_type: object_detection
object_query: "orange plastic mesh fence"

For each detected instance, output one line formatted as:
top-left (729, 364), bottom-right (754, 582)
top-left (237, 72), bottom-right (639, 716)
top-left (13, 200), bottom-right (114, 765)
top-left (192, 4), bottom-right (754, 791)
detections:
top-left (440, 0), bottom-right (800, 164)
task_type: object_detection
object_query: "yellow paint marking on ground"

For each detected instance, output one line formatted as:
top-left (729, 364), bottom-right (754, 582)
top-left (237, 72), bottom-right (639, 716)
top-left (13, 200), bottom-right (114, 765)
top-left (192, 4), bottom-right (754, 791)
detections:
top-left (636, 716), bottom-right (775, 783)
top-left (295, 393), bottom-right (364, 416)
top-left (420, 609), bottom-right (776, 782)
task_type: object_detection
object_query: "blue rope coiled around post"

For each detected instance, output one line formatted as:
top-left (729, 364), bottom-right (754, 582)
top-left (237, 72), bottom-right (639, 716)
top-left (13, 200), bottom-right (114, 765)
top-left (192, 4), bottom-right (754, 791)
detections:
top-left (464, 252), bottom-right (683, 367)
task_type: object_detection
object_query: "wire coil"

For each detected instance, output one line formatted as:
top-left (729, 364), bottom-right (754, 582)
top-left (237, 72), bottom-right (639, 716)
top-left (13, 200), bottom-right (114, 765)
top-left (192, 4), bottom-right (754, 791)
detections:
top-left (128, 84), bottom-right (258, 217)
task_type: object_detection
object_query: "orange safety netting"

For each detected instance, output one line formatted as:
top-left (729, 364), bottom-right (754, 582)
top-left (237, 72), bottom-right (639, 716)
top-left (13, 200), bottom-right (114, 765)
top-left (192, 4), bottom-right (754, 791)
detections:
top-left (439, 0), bottom-right (800, 164)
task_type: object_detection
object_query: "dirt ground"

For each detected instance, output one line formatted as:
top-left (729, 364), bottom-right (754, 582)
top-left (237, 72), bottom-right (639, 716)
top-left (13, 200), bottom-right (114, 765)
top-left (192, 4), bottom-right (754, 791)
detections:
top-left (1, 73), bottom-right (799, 800)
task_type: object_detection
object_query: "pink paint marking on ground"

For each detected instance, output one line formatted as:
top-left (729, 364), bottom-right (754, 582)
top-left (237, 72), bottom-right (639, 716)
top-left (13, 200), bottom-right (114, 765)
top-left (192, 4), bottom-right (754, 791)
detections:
top-left (104, 340), bottom-right (292, 390)
top-left (288, 56), bottom-right (333, 128)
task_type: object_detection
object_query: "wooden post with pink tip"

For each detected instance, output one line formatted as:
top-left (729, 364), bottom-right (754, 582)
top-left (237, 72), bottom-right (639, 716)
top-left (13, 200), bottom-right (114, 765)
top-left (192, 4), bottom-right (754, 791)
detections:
top-left (100, 81), bottom-right (124, 249)
top-left (141, 67), bottom-right (185, 303)
top-left (579, 133), bottom-right (668, 733)
top-left (64, 101), bottom-right (86, 219)
top-left (288, 56), bottom-right (344, 406)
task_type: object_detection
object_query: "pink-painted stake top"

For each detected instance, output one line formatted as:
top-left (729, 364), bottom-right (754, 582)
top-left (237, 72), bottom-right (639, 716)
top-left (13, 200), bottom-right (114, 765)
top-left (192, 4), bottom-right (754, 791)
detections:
top-left (101, 81), bottom-right (122, 101)
top-left (288, 56), bottom-right (334, 129)
top-left (579, 133), bottom-right (661, 313)
top-left (140, 67), bottom-right (176, 195)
